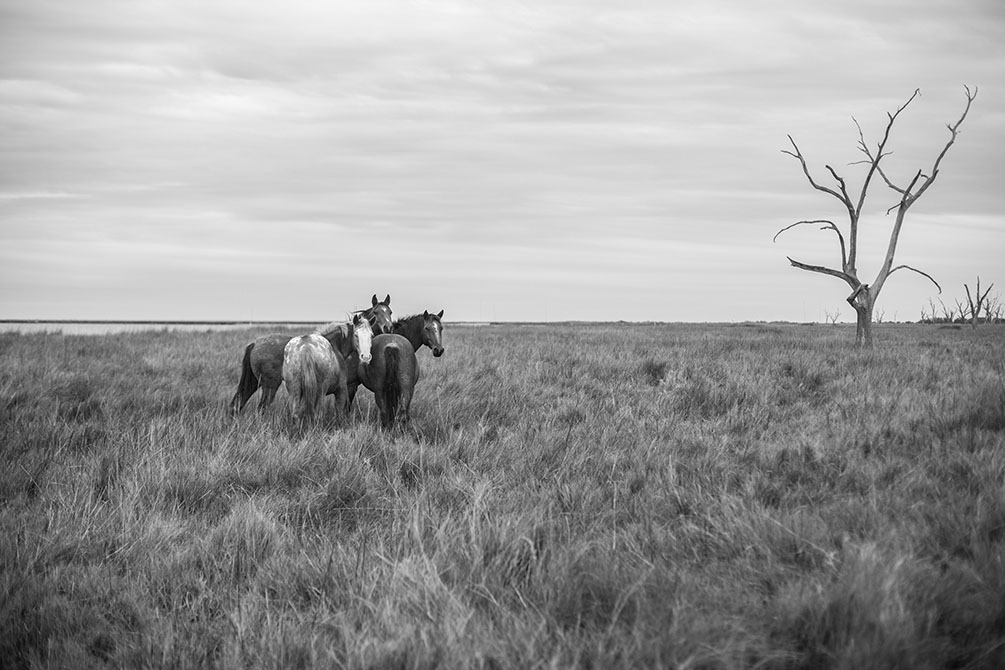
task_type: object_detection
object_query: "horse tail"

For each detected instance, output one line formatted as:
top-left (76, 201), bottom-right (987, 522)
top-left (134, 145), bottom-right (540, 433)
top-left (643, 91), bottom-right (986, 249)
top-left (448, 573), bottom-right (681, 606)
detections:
top-left (383, 346), bottom-right (401, 426)
top-left (302, 353), bottom-right (329, 416)
top-left (231, 341), bottom-right (259, 414)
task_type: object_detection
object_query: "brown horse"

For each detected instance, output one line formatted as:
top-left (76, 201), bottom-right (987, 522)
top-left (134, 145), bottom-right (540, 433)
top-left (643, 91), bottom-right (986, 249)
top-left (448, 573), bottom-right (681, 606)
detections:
top-left (283, 314), bottom-right (372, 424)
top-left (345, 309), bottom-right (444, 409)
top-left (230, 294), bottom-right (392, 414)
top-left (393, 310), bottom-right (445, 358)
top-left (356, 333), bottom-right (418, 429)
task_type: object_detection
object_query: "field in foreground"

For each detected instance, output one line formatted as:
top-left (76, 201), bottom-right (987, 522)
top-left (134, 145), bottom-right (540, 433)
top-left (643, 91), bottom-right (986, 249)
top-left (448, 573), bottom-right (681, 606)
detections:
top-left (2, 322), bottom-right (1004, 669)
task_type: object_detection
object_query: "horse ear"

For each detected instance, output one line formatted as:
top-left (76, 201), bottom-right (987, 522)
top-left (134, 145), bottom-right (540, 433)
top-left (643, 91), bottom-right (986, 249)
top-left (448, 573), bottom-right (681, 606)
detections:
top-left (371, 294), bottom-right (378, 306)
top-left (437, 310), bottom-right (444, 319)
top-left (383, 294), bottom-right (391, 305)
top-left (423, 310), bottom-right (429, 318)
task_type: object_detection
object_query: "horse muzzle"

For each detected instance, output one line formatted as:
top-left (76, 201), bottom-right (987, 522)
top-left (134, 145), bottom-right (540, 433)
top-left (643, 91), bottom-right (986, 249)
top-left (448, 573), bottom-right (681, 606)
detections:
top-left (360, 352), bottom-right (373, 364)
top-left (433, 347), bottom-right (444, 358)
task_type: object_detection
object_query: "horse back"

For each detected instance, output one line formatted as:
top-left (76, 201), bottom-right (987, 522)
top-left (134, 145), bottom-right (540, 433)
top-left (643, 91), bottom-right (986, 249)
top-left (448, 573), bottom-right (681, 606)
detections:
top-left (373, 333), bottom-right (414, 358)
top-left (357, 334), bottom-right (410, 391)
top-left (284, 333), bottom-right (336, 366)
top-left (284, 333), bottom-right (344, 405)
top-left (374, 334), bottom-right (417, 372)
top-left (250, 334), bottom-right (292, 382)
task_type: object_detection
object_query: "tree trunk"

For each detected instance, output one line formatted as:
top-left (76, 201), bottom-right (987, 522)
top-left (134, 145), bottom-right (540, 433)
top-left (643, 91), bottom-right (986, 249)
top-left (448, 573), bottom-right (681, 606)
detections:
top-left (849, 286), bottom-right (875, 348)
top-left (854, 306), bottom-right (874, 348)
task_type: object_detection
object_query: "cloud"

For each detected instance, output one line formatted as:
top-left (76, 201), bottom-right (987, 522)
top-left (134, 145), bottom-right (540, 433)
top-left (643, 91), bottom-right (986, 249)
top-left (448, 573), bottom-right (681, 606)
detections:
top-left (1, 0), bottom-right (1003, 321)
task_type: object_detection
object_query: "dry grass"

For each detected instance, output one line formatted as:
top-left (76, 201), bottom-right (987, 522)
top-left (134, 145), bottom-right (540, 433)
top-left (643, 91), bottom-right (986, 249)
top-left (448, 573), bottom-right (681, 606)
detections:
top-left (2, 322), bottom-right (1004, 669)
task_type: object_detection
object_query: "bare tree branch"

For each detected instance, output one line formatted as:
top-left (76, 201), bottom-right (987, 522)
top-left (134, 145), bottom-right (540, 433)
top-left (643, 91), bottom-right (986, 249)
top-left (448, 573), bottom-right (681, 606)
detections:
top-left (881, 169), bottom-right (924, 213)
top-left (825, 165), bottom-right (852, 203)
top-left (782, 136), bottom-right (852, 210)
top-left (888, 264), bottom-right (942, 293)
top-left (903, 169), bottom-right (924, 201)
top-left (786, 256), bottom-right (857, 289)
top-left (852, 90), bottom-right (920, 213)
top-left (874, 163), bottom-right (905, 195)
top-left (773, 219), bottom-right (848, 269)
top-left (911, 86), bottom-right (978, 203)
top-left (852, 118), bottom-right (908, 193)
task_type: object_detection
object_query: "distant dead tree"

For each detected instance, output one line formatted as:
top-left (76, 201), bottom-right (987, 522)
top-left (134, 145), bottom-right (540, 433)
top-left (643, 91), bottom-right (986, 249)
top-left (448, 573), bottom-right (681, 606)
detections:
top-left (920, 297), bottom-right (959, 324)
top-left (987, 294), bottom-right (1004, 325)
top-left (774, 87), bottom-right (977, 347)
top-left (963, 276), bottom-right (994, 328)
top-left (956, 277), bottom-right (1005, 329)
top-left (954, 297), bottom-right (969, 323)
top-left (938, 298), bottom-right (959, 324)
top-left (824, 309), bottom-right (841, 325)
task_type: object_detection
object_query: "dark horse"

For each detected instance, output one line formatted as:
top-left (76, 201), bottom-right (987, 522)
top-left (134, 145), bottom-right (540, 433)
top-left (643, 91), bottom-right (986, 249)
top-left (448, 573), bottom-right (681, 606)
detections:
top-left (356, 333), bottom-right (419, 429)
top-left (346, 310), bottom-right (444, 410)
top-left (230, 294), bottom-right (392, 414)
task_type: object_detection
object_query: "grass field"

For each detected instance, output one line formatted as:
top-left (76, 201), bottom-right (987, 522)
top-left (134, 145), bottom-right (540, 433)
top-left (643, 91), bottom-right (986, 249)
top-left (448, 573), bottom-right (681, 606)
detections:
top-left (2, 322), bottom-right (1004, 669)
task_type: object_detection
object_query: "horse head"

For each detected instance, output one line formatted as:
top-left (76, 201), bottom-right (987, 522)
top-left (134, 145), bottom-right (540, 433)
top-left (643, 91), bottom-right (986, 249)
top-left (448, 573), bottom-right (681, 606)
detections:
top-left (352, 313), bottom-right (374, 364)
top-left (423, 309), bottom-right (445, 357)
top-left (364, 294), bottom-right (393, 334)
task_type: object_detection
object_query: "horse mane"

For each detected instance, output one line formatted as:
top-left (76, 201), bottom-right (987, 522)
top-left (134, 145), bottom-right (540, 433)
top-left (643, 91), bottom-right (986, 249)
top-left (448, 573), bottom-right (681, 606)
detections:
top-left (315, 320), bottom-right (349, 338)
top-left (393, 314), bottom-right (425, 329)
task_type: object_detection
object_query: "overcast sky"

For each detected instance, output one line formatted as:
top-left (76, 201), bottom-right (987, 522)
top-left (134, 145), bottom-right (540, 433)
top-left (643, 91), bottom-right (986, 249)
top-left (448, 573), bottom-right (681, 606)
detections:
top-left (1, 0), bottom-right (1002, 323)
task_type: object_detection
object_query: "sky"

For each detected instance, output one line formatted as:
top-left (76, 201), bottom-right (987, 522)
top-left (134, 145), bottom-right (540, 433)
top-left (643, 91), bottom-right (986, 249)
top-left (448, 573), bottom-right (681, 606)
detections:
top-left (1, 0), bottom-right (1003, 323)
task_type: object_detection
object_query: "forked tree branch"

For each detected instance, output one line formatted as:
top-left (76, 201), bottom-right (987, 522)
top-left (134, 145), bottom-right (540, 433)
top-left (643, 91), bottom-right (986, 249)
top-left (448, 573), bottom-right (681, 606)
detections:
top-left (782, 136), bottom-right (853, 212)
top-left (824, 165), bottom-right (852, 204)
top-left (853, 90), bottom-right (920, 202)
top-left (869, 87), bottom-right (977, 206)
top-left (773, 219), bottom-right (848, 269)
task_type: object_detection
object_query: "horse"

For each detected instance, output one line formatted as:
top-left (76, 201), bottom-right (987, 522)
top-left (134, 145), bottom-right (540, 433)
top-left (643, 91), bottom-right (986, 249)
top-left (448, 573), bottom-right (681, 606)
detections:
top-left (356, 333), bottom-right (419, 429)
top-left (393, 310), bottom-right (445, 358)
top-left (345, 309), bottom-right (444, 409)
top-left (230, 294), bottom-right (392, 414)
top-left (282, 314), bottom-right (373, 424)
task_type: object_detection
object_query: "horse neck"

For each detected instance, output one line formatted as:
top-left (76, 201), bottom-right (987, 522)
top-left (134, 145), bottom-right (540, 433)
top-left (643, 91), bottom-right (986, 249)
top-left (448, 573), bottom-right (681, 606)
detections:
top-left (322, 324), bottom-right (354, 357)
top-left (393, 316), bottom-right (424, 351)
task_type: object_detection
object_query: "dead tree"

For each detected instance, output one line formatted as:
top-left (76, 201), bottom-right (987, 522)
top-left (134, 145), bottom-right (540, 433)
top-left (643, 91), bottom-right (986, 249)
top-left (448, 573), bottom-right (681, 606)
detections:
top-left (963, 276), bottom-right (994, 328)
top-left (937, 298), bottom-right (958, 324)
top-left (986, 295), bottom-right (1004, 324)
top-left (774, 87), bottom-right (977, 347)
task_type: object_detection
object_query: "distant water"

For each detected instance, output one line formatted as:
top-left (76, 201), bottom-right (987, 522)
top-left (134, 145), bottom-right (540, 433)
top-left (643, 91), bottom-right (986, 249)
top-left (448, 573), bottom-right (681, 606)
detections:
top-left (0, 321), bottom-right (315, 335)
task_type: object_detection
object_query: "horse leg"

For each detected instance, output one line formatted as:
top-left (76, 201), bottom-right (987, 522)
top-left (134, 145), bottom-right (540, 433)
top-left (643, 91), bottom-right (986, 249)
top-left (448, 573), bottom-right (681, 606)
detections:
top-left (398, 370), bottom-right (414, 426)
top-left (373, 391), bottom-right (391, 429)
top-left (283, 377), bottom-right (300, 424)
top-left (333, 379), bottom-right (349, 425)
top-left (230, 391), bottom-right (245, 415)
top-left (259, 382), bottom-right (278, 411)
top-left (347, 381), bottom-right (359, 411)
top-left (231, 342), bottom-right (260, 414)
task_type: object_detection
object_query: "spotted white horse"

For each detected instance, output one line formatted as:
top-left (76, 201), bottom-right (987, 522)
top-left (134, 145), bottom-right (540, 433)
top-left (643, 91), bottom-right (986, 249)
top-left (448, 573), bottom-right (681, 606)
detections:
top-left (282, 314), bottom-right (372, 423)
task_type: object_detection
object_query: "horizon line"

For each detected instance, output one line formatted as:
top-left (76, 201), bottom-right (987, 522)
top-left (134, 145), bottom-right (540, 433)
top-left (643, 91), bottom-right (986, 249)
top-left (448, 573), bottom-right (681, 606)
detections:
top-left (0, 318), bottom-right (884, 326)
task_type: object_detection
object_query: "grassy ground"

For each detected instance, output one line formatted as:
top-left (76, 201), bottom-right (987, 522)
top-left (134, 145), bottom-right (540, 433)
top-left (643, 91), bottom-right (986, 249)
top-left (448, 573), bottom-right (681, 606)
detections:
top-left (2, 322), bottom-right (1004, 669)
